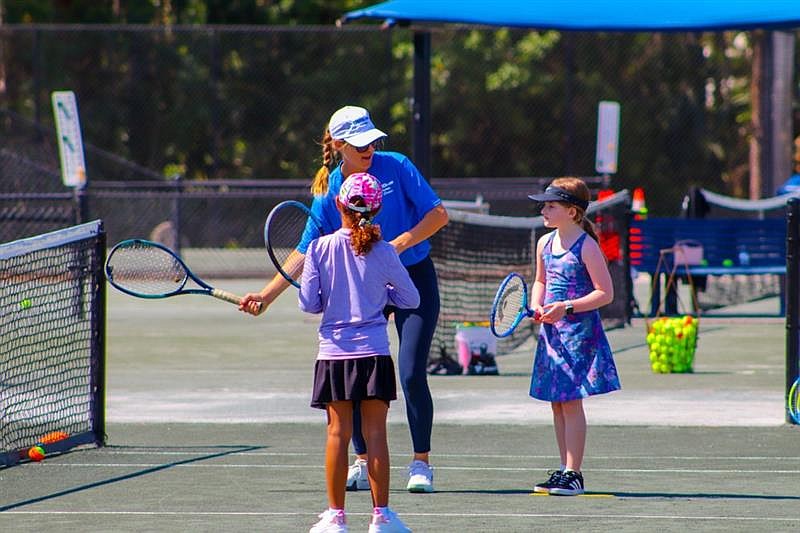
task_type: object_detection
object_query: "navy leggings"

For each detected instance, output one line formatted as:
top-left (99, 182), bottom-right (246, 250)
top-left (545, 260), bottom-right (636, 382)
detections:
top-left (352, 256), bottom-right (440, 455)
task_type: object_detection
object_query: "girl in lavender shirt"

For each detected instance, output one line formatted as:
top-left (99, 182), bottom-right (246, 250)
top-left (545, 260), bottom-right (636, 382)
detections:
top-left (302, 172), bottom-right (418, 533)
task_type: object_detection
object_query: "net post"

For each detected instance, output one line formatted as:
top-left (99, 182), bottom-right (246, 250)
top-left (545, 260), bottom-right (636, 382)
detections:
top-left (73, 183), bottom-right (90, 225)
top-left (92, 223), bottom-right (108, 445)
top-left (172, 173), bottom-right (183, 257)
top-left (786, 198), bottom-right (800, 424)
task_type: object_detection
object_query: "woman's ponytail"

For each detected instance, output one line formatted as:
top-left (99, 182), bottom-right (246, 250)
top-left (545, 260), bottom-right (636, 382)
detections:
top-left (311, 129), bottom-right (335, 196)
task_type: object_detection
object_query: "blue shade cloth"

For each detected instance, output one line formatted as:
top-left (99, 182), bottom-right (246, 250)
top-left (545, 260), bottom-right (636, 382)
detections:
top-left (342, 0), bottom-right (800, 31)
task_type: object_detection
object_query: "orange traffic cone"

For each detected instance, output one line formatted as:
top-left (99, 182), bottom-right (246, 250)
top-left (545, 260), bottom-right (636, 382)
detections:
top-left (632, 187), bottom-right (648, 220)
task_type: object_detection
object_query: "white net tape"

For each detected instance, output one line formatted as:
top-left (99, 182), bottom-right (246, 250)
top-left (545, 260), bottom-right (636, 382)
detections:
top-left (699, 188), bottom-right (800, 212)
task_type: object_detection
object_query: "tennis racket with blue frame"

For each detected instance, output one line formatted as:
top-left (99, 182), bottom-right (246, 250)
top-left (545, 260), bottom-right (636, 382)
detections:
top-left (264, 200), bottom-right (324, 289)
top-left (105, 239), bottom-right (260, 311)
top-left (490, 272), bottom-right (539, 337)
top-left (789, 376), bottom-right (800, 424)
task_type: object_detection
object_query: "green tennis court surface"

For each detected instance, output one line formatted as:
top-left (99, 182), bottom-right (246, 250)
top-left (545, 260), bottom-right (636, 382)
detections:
top-left (1, 280), bottom-right (798, 532)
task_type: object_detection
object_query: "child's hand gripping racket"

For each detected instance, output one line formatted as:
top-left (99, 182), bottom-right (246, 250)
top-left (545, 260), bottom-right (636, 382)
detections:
top-left (105, 239), bottom-right (261, 313)
top-left (489, 272), bottom-right (541, 338)
top-left (264, 200), bottom-right (324, 289)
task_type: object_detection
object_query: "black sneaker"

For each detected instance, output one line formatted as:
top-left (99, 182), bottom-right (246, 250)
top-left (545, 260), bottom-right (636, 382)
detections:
top-left (426, 352), bottom-right (463, 375)
top-left (533, 469), bottom-right (563, 494)
top-left (549, 470), bottom-right (584, 496)
top-left (467, 345), bottom-right (499, 375)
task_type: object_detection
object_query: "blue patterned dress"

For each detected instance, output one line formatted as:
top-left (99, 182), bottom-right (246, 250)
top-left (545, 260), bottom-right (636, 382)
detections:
top-left (529, 232), bottom-right (621, 402)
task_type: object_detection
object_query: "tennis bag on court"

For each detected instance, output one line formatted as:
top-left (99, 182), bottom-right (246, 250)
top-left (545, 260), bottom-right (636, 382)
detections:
top-left (455, 323), bottom-right (499, 376)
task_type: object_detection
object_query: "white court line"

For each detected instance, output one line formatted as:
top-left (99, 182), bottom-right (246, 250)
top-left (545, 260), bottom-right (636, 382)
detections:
top-left (31, 463), bottom-right (800, 474)
top-left (2, 511), bottom-right (799, 522)
top-left (102, 450), bottom-right (800, 461)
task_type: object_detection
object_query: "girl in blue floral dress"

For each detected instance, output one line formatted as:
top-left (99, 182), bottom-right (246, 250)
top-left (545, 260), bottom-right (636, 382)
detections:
top-left (527, 177), bottom-right (621, 496)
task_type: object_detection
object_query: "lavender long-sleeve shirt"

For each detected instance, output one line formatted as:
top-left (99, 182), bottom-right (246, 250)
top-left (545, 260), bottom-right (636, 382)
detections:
top-left (299, 228), bottom-right (421, 360)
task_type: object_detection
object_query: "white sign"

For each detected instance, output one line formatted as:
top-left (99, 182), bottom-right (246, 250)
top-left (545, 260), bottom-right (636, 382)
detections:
top-left (595, 101), bottom-right (620, 174)
top-left (51, 91), bottom-right (87, 187)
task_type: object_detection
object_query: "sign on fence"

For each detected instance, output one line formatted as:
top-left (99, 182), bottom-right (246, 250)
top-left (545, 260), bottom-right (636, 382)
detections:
top-left (595, 100), bottom-right (620, 175)
top-left (51, 91), bottom-right (87, 188)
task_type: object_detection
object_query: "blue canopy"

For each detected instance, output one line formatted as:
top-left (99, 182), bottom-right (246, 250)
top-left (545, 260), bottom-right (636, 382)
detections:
top-left (342, 0), bottom-right (800, 31)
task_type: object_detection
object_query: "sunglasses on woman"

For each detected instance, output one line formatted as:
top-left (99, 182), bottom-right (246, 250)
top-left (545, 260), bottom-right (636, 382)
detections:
top-left (352, 139), bottom-right (384, 153)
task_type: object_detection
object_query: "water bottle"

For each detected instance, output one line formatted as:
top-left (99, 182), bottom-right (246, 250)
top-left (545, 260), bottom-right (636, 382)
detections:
top-left (737, 245), bottom-right (750, 266)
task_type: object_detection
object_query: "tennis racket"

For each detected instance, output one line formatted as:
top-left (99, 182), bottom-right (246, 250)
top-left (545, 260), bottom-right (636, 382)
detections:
top-left (264, 200), bottom-right (324, 289)
top-left (105, 239), bottom-right (260, 311)
top-left (789, 376), bottom-right (800, 424)
top-left (490, 272), bottom-right (538, 337)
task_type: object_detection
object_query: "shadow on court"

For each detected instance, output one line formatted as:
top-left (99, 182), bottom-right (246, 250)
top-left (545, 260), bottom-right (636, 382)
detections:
top-left (0, 445), bottom-right (263, 513)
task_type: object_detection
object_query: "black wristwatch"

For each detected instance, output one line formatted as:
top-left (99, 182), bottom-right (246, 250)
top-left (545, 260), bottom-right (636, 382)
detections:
top-left (564, 301), bottom-right (574, 315)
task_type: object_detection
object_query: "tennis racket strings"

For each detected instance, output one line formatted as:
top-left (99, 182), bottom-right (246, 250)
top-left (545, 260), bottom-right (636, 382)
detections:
top-left (106, 240), bottom-right (188, 295)
top-left (493, 274), bottom-right (526, 335)
top-left (265, 201), bottom-right (323, 288)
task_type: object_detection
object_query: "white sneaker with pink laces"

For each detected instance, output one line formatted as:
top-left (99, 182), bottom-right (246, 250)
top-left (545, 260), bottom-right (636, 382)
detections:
top-left (368, 507), bottom-right (412, 533)
top-left (309, 508), bottom-right (348, 533)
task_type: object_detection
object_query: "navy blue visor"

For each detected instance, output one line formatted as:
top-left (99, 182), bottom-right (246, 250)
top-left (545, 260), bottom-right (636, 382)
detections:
top-left (528, 186), bottom-right (589, 210)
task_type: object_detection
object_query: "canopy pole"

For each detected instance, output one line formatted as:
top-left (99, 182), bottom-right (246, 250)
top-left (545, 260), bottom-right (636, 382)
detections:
top-left (412, 31), bottom-right (432, 179)
top-left (752, 30), bottom-right (795, 199)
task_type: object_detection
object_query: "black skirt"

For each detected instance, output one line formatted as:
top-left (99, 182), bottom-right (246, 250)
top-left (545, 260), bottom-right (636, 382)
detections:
top-left (311, 356), bottom-right (397, 409)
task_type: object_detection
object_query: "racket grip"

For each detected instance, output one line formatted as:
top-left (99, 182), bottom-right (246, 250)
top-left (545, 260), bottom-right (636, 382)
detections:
top-left (211, 288), bottom-right (263, 313)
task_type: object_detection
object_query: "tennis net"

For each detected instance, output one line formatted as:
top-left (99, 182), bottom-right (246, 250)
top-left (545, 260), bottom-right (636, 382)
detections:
top-left (429, 190), bottom-right (632, 369)
top-left (1, 220), bottom-right (106, 466)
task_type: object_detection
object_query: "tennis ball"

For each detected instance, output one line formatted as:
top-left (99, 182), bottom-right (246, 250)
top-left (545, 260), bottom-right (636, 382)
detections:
top-left (28, 445), bottom-right (45, 462)
top-left (19, 298), bottom-right (32, 310)
top-left (722, 258), bottom-right (733, 267)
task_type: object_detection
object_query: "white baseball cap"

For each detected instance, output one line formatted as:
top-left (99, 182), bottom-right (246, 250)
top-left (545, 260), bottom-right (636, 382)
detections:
top-left (328, 106), bottom-right (387, 148)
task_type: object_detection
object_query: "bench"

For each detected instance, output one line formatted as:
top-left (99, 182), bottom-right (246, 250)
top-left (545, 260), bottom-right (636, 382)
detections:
top-left (630, 217), bottom-right (786, 316)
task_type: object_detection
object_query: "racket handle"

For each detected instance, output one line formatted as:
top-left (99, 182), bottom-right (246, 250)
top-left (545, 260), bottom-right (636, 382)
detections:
top-left (211, 288), bottom-right (263, 313)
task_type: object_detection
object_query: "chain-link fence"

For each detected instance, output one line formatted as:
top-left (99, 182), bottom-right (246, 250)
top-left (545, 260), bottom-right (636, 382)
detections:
top-left (2, 25), bottom-right (798, 216)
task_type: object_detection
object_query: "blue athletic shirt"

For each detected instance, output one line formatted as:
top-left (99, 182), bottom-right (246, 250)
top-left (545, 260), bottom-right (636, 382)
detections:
top-left (298, 152), bottom-right (442, 267)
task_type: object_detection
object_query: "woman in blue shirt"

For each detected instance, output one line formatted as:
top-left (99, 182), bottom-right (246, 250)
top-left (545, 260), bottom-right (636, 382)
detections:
top-left (241, 106), bottom-right (449, 494)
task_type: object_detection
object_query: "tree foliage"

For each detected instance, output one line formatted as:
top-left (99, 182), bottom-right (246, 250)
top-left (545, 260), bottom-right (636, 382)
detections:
top-left (1, 2), bottom-right (797, 214)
